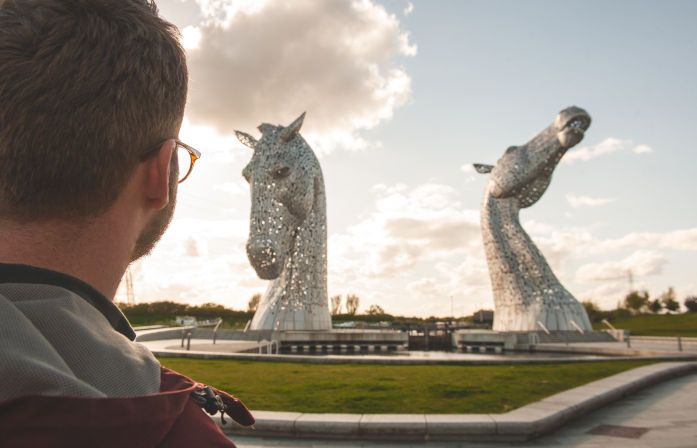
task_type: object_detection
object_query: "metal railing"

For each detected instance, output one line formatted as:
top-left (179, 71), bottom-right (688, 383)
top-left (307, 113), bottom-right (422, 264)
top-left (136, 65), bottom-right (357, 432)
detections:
top-left (258, 339), bottom-right (279, 355)
top-left (569, 319), bottom-right (585, 334)
top-left (181, 329), bottom-right (192, 350)
top-left (601, 318), bottom-right (616, 330)
top-left (212, 318), bottom-right (223, 344)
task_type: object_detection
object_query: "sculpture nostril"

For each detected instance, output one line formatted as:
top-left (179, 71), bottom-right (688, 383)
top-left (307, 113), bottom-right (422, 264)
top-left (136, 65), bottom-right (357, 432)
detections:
top-left (247, 243), bottom-right (276, 266)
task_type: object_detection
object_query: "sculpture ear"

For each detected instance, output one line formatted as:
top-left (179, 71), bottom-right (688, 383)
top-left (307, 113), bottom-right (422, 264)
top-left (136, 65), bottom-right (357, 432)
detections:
top-left (280, 112), bottom-right (306, 142)
top-left (235, 131), bottom-right (257, 149)
top-left (473, 163), bottom-right (494, 174)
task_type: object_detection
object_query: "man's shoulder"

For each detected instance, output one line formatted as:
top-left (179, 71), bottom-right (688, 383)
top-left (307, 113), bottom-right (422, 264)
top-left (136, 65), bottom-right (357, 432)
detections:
top-left (0, 282), bottom-right (161, 399)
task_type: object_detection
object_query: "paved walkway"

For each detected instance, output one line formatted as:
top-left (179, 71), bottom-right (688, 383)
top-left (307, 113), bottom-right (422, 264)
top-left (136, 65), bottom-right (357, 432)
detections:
top-left (228, 372), bottom-right (697, 448)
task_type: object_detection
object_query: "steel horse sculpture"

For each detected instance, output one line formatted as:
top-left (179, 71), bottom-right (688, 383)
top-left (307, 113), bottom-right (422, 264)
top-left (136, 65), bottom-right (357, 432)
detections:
top-left (474, 106), bottom-right (593, 332)
top-left (236, 113), bottom-right (331, 331)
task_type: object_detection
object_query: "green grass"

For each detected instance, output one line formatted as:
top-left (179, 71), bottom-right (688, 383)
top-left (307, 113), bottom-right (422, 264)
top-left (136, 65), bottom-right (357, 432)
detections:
top-left (592, 313), bottom-right (697, 337)
top-left (158, 358), bottom-right (652, 414)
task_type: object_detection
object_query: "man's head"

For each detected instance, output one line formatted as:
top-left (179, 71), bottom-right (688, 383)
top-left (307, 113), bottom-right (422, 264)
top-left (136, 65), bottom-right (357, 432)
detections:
top-left (0, 0), bottom-right (188, 222)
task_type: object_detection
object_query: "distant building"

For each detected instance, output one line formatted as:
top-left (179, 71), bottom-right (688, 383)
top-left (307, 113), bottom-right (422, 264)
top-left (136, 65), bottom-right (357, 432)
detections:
top-left (473, 310), bottom-right (494, 325)
top-left (175, 316), bottom-right (197, 326)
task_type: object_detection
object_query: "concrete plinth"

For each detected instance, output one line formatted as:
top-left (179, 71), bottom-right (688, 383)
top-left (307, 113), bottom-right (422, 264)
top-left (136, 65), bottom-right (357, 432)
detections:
top-left (453, 330), bottom-right (517, 352)
top-left (276, 329), bottom-right (407, 353)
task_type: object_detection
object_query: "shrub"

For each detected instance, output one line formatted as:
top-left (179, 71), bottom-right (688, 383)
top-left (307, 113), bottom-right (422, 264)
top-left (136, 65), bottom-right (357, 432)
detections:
top-left (685, 296), bottom-right (697, 313)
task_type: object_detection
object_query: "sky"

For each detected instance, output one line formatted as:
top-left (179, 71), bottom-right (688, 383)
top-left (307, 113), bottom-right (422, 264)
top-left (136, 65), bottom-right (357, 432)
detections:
top-left (116, 0), bottom-right (697, 317)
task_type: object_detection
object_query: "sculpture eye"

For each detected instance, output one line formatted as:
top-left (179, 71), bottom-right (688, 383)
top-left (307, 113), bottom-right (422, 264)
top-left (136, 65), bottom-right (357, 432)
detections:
top-left (272, 166), bottom-right (290, 179)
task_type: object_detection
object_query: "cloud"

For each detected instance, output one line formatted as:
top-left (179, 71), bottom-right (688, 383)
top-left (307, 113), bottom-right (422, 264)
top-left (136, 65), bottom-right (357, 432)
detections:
top-left (576, 282), bottom-right (632, 310)
top-left (632, 144), bottom-right (653, 154)
top-left (460, 164), bottom-right (477, 183)
top-left (565, 194), bottom-right (617, 208)
top-left (326, 182), bottom-right (486, 315)
top-left (407, 277), bottom-right (439, 297)
top-left (575, 250), bottom-right (669, 282)
top-left (563, 137), bottom-right (653, 164)
top-left (115, 214), bottom-right (264, 308)
top-left (403, 2), bottom-right (414, 15)
top-left (597, 228), bottom-right (697, 252)
top-left (659, 228), bottom-right (697, 251)
top-left (213, 181), bottom-right (246, 196)
top-left (181, 25), bottom-right (202, 49)
top-left (330, 183), bottom-right (480, 278)
top-left (181, 0), bottom-right (416, 154)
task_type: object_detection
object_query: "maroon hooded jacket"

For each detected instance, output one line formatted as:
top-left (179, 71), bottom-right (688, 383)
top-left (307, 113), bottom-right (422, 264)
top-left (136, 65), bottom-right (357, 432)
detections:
top-left (0, 367), bottom-right (255, 447)
top-left (0, 264), bottom-right (255, 447)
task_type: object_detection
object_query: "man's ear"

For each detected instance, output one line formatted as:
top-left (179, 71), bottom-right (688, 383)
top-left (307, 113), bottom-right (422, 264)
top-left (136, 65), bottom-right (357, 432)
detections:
top-left (144, 139), bottom-right (176, 210)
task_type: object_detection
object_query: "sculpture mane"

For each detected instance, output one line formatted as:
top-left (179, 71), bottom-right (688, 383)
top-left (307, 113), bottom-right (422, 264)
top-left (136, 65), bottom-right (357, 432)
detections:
top-left (236, 113), bottom-right (331, 331)
top-left (475, 106), bottom-right (593, 332)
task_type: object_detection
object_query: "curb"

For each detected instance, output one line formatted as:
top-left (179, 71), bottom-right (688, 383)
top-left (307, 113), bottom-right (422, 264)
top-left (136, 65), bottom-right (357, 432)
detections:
top-left (152, 347), bottom-right (697, 365)
top-left (216, 361), bottom-right (697, 442)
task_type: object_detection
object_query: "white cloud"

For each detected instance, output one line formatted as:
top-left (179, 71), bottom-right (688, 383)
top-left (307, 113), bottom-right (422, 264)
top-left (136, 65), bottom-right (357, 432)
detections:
top-left (522, 221), bottom-right (697, 260)
top-left (460, 164), bottom-right (477, 183)
top-left (407, 277), bottom-right (439, 297)
top-left (597, 228), bottom-right (697, 253)
top-left (326, 182), bottom-right (486, 315)
top-left (181, 25), bottom-right (202, 49)
top-left (575, 250), bottom-right (669, 282)
top-left (179, 118), bottom-right (241, 165)
top-left (577, 282), bottom-right (632, 310)
top-left (566, 194), bottom-right (617, 208)
top-left (213, 181), bottom-right (246, 196)
top-left (403, 2), bottom-right (414, 15)
top-left (632, 144), bottom-right (653, 154)
top-left (659, 228), bottom-right (697, 251)
top-left (330, 183), bottom-right (480, 278)
top-left (181, 0), bottom-right (416, 154)
top-left (194, 0), bottom-right (270, 21)
top-left (563, 137), bottom-right (654, 164)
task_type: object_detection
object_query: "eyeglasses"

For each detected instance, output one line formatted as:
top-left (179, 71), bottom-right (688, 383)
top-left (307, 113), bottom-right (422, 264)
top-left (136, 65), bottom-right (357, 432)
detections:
top-left (174, 139), bottom-right (201, 183)
top-left (141, 138), bottom-right (201, 183)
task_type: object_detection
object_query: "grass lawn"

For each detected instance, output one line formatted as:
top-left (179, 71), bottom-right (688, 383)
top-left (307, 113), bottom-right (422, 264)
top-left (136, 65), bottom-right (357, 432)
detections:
top-left (593, 313), bottom-right (697, 337)
top-left (158, 357), bottom-right (652, 414)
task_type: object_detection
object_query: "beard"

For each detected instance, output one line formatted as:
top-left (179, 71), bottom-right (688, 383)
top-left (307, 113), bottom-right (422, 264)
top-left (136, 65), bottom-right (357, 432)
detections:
top-left (130, 158), bottom-right (178, 262)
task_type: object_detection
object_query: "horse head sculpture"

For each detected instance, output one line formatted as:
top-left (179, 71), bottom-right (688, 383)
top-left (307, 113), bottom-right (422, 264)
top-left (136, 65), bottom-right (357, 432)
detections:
top-left (236, 113), bottom-right (331, 331)
top-left (474, 106), bottom-right (593, 332)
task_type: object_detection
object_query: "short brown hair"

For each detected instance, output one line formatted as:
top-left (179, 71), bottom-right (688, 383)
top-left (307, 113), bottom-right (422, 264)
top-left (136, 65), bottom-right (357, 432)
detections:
top-left (0, 0), bottom-right (187, 221)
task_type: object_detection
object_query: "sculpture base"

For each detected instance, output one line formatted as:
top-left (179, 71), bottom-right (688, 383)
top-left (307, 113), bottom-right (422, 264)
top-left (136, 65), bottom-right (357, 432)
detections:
top-left (453, 329), bottom-right (617, 352)
top-left (174, 328), bottom-right (409, 354)
top-left (276, 329), bottom-right (408, 353)
top-left (492, 301), bottom-right (592, 332)
top-left (249, 305), bottom-right (332, 331)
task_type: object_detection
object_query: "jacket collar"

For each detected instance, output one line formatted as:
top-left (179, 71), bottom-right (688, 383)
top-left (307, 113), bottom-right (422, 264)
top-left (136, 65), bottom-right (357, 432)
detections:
top-left (0, 263), bottom-right (135, 340)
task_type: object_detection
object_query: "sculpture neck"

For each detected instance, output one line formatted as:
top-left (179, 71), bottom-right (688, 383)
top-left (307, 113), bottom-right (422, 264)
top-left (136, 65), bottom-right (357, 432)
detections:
top-left (480, 180), bottom-right (550, 274)
top-left (480, 179), bottom-right (561, 295)
top-left (275, 178), bottom-right (327, 297)
top-left (481, 181), bottom-right (522, 233)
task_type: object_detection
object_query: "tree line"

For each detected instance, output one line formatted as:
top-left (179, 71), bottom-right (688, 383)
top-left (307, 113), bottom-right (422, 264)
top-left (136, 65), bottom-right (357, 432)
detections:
top-left (121, 288), bottom-right (697, 330)
top-left (119, 293), bottom-right (474, 329)
top-left (583, 287), bottom-right (697, 323)
top-left (117, 301), bottom-right (252, 328)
